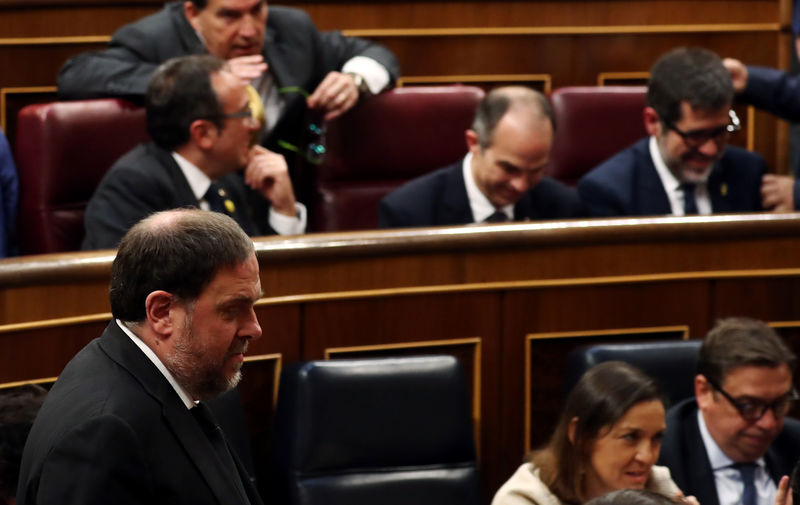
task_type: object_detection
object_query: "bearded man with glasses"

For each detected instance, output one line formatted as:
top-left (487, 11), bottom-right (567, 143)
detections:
top-left (578, 47), bottom-right (767, 217)
top-left (659, 317), bottom-right (800, 505)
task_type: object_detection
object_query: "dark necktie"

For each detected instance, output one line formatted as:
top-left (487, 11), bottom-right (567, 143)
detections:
top-left (204, 183), bottom-right (235, 216)
top-left (191, 402), bottom-right (251, 505)
top-left (683, 183), bottom-right (698, 215)
top-left (733, 462), bottom-right (758, 505)
top-left (484, 210), bottom-right (510, 223)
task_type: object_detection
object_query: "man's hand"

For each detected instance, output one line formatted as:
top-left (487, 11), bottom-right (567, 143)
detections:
top-left (761, 174), bottom-right (795, 212)
top-left (306, 71), bottom-right (360, 121)
top-left (723, 57), bottom-right (749, 93)
top-left (775, 475), bottom-right (793, 505)
top-left (244, 146), bottom-right (297, 217)
top-left (227, 55), bottom-right (268, 85)
top-left (674, 489), bottom-right (700, 505)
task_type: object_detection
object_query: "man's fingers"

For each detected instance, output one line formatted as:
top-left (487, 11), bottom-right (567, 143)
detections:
top-left (226, 55), bottom-right (267, 82)
top-left (308, 72), bottom-right (356, 111)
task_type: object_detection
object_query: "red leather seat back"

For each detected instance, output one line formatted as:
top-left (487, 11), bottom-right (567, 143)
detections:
top-left (312, 86), bottom-right (485, 232)
top-left (16, 99), bottom-right (148, 254)
top-left (548, 86), bottom-right (648, 186)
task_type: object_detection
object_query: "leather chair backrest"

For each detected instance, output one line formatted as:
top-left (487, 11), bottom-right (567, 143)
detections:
top-left (15, 99), bottom-right (147, 254)
top-left (311, 85), bottom-right (485, 232)
top-left (270, 355), bottom-right (481, 505)
top-left (565, 340), bottom-right (702, 407)
top-left (548, 86), bottom-right (648, 186)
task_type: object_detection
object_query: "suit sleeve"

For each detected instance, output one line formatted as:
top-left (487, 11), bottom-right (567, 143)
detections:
top-left (0, 129), bottom-right (18, 256)
top-left (82, 165), bottom-right (175, 250)
top-left (32, 416), bottom-right (155, 505)
top-left (739, 66), bottom-right (800, 123)
top-left (317, 30), bottom-right (400, 85)
top-left (57, 16), bottom-right (174, 100)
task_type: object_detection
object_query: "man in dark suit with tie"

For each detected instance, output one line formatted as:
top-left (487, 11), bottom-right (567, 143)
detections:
top-left (658, 318), bottom-right (800, 505)
top-left (57, 0), bottom-right (399, 155)
top-left (379, 86), bottom-right (581, 228)
top-left (578, 47), bottom-right (766, 217)
top-left (18, 209), bottom-right (265, 505)
top-left (82, 54), bottom-right (305, 250)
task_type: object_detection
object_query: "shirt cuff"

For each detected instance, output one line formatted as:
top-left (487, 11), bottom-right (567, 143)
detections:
top-left (269, 202), bottom-right (307, 235)
top-left (342, 56), bottom-right (391, 95)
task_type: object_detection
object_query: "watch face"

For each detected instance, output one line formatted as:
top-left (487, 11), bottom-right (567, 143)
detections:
top-left (348, 73), bottom-right (367, 94)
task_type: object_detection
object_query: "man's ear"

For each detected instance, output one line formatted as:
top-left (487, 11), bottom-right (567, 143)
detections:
top-left (465, 129), bottom-right (480, 154)
top-left (184, 1), bottom-right (202, 32)
top-left (145, 290), bottom-right (177, 339)
top-left (189, 119), bottom-right (217, 150)
top-left (643, 106), bottom-right (662, 137)
top-left (567, 416), bottom-right (579, 445)
top-left (695, 374), bottom-right (713, 409)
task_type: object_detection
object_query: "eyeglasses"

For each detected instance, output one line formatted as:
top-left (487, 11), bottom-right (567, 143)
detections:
top-left (276, 86), bottom-right (327, 166)
top-left (707, 377), bottom-right (799, 421)
top-left (220, 105), bottom-right (260, 127)
top-left (665, 109), bottom-right (741, 148)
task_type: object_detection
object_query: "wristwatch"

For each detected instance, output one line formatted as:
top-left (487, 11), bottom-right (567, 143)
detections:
top-left (346, 72), bottom-right (371, 96)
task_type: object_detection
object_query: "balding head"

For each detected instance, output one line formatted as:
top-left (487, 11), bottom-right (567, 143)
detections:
top-left (110, 209), bottom-right (254, 322)
top-left (471, 86), bottom-right (554, 150)
top-left (466, 86), bottom-right (554, 208)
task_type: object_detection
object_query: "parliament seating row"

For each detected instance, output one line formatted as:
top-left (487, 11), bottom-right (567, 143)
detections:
top-left (262, 341), bottom-right (701, 504)
top-left (2, 343), bottom-right (699, 505)
top-left (13, 85), bottom-right (648, 255)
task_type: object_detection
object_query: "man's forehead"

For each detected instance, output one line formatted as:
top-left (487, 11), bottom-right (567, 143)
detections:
top-left (677, 100), bottom-right (730, 120)
top-left (721, 363), bottom-right (793, 391)
top-left (204, 0), bottom-right (266, 12)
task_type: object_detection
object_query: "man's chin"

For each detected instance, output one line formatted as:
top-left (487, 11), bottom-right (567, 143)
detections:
top-left (680, 164), bottom-right (713, 184)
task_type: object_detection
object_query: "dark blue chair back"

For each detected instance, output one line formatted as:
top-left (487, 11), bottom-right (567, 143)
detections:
top-left (270, 355), bottom-right (480, 505)
top-left (565, 340), bottom-right (702, 407)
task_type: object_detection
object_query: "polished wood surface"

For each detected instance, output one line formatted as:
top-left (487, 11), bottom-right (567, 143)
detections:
top-left (0, 0), bottom-right (794, 170)
top-left (4, 214), bottom-right (800, 499)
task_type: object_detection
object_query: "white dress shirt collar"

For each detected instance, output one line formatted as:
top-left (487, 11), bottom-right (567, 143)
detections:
top-left (116, 319), bottom-right (195, 409)
top-left (462, 153), bottom-right (514, 222)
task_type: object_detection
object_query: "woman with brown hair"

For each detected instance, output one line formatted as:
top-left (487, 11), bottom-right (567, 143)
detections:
top-left (492, 361), bottom-right (688, 505)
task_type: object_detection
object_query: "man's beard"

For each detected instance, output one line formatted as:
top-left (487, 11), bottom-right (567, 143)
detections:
top-left (163, 313), bottom-right (245, 401)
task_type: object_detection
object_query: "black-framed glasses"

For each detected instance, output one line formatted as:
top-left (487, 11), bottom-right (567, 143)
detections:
top-left (220, 105), bottom-right (259, 126)
top-left (665, 109), bottom-right (741, 148)
top-left (200, 105), bottom-right (259, 126)
top-left (276, 86), bottom-right (327, 166)
top-left (707, 377), bottom-right (799, 421)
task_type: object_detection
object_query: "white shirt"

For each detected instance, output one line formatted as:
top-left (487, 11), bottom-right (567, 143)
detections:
top-left (171, 152), bottom-right (306, 235)
top-left (649, 136), bottom-right (712, 215)
top-left (697, 410), bottom-right (777, 505)
top-left (462, 153), bottom-right (514, 222)
top-left (116, 319), bottom-right (195, 410)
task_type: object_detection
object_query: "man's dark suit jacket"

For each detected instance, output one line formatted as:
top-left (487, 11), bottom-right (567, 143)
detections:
top-left (378, 160), bottom-right (582, 228)
top-left (16, 321), bottom-right (264, 505)
top-left (82, 142), bottom-right (275, 250)
top-left (658, 398), bottom-right (800, 505)
top-left (0, 128), bottom-right (17, 257)
top-left (577, 138), bottom-right (766, 217)
top-left (56, 2), bottom-right (399, 153)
